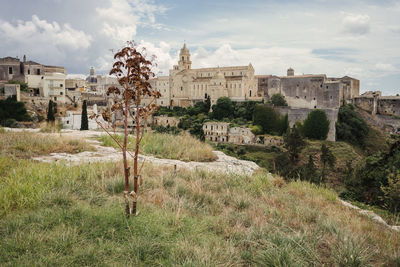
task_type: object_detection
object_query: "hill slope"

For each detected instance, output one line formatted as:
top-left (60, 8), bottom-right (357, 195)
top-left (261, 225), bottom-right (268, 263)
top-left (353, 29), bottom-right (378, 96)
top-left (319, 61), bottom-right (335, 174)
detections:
top-left (1, 154), bottom-right (399, 266)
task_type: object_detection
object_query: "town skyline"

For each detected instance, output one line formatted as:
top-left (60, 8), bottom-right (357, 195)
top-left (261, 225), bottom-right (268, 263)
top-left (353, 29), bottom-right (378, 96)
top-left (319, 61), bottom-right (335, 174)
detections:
top-left (0, 0), bottom-right (399, 95)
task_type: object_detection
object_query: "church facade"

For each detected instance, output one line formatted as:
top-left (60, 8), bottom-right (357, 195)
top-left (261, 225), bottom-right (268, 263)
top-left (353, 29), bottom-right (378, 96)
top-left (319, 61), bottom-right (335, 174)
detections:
top-left (148, 44), bottom-right (261, 108)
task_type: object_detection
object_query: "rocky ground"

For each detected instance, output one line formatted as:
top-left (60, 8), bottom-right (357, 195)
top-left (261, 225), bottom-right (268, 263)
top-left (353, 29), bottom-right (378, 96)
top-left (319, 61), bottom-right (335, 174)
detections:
top-left (10, 129), bottom-right (260, 176)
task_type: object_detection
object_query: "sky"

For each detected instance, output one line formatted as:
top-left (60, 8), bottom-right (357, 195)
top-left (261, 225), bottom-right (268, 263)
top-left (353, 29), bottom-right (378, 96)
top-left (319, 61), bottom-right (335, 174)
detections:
top-left (0, 0), bottom-right (399, 95)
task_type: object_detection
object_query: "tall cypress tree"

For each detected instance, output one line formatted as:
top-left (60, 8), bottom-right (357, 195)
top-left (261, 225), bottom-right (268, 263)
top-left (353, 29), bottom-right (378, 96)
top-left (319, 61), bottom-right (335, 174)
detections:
top-left (47, 100), bottom-right (55, 123)
top-left (80, 100), bottom-right (88, 130)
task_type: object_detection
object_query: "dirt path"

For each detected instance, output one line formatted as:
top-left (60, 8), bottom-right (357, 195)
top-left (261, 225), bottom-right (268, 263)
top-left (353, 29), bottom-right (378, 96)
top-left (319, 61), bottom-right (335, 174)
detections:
top-left (16, 129), bottom-right (260, 175)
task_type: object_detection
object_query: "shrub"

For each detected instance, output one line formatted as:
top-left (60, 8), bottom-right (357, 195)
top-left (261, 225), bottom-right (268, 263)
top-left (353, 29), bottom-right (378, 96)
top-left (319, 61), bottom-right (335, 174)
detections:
top-left (283, 125), bottom-right (306, 162)
top-left (0, 97), bottom-right (31, 126)
top-left (303, 109), bottom-right (330, 140)
top-left (268, 93), bottom-right (288, 106)
top-left (211, 97), bottom-right (234, 120)
top-left (336, 104), bottom-right (369, 147)
top-left (250, 125), bottom-right (263, 135)
top-left (80, 100), bottom-right (88, 130)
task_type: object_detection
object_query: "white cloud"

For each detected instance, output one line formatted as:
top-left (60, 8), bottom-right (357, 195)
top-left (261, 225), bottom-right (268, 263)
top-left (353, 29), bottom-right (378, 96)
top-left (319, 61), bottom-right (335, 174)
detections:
top-left (0, 15), bottom-right (91, 50)
top-left (96, 0), bottom-right (166, 43)
top-left (374, 63), bottom-right (398, 72)
top-left (342, 13), bottom-right (371, 35)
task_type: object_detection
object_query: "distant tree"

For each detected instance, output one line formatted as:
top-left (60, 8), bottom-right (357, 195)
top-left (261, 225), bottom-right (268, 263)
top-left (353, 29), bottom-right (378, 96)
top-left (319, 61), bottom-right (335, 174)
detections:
top-left (283, 125), bottom-right (306, 163)
top-left (301, 154), bottom-right (318, 183)
top-left (211, 97), bottom-right (234, 120)
top-left (253, 105), bottom-right (280, 134)
top-left (303, 109), bottom-right (330, 140)
top-left (205, 95), bottom-right (211, 113)
top-left (336, 104), bottom-right (369, 147)
top-left (279, 114), bottom-right (289, 135)
top-left (80, 100), bottom-right (88, 130)
top-left (0, 97), bottom-right (31, 126)
top-left (269, 93), bottom-right (288, 106)
top-left (320, 144), bottom-right (336, 184)
top-left (7, 80), bottom-right (28, 92)
top-left (46, 100), bottom-right (55, 123)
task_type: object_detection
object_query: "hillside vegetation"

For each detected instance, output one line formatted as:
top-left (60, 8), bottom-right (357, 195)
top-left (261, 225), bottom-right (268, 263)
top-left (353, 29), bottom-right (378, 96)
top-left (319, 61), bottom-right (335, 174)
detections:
top-left (1, 132), bottom-right (400, 266)
top-left (1, 157), bottom-right (399, 266)
top-left (99, 132), bottom-right (217, 162)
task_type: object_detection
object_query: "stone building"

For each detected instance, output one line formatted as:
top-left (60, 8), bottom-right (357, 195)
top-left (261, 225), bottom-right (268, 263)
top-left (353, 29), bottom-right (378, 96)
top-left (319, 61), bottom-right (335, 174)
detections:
top-left (147, 44), bottom-right (261, 108)
top-left (152, 115), bottom-right (180, 127)
top-left (0, 57), bottom-right (24, 82)
top-left (4, 83), bottom-right (21, 101)
top-left (353, 91), bottom-right (400, 116)
top-left (86, 67), bottom-right (119, 94)
top-left (0, 55), bottom-right (67, 103)
top-left (203, 121), bottom-right (256, 144)
top-left (261, 68), bottom-right (359, 109)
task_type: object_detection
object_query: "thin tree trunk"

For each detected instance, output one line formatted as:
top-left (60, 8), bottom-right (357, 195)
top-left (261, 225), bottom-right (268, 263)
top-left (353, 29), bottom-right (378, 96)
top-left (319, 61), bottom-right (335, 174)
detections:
top-left (132, 91), bottom-right (141, 215)
top-left (123, 87), bottom-right (130, 216)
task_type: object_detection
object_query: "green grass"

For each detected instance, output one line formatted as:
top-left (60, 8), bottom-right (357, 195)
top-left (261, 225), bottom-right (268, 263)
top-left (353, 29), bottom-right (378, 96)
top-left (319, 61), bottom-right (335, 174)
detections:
top-left (99, 132), bottom-right (217, 162)
top-left (0, 131), bottom-right (95, 158)
top-left (1, 154), bottom-right (400, 266)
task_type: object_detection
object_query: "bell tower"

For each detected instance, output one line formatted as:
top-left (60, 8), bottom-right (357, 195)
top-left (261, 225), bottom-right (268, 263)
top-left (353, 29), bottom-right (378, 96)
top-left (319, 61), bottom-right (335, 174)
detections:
top-left (178, 43), bottom-right (191, 70)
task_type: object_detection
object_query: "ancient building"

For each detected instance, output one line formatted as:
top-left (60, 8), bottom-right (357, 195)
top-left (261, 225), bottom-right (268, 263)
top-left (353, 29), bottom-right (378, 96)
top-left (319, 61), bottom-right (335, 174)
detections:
top-left (261, 68), bottom-right (359, 109)
top-left (0, 57), bottom-right (24, 82)
top-left (353, 91), bottom-right (400, 116)
top-left (203, 121), bottom-right (256, 144)
top-left (148, 44), bottom-right (261, 108)
top-left (86, 67), bottom-right (119, 94)
top-left (152, 115), bottom-right (180, 127)
top-left (4, 84), bottom-right (21, 101)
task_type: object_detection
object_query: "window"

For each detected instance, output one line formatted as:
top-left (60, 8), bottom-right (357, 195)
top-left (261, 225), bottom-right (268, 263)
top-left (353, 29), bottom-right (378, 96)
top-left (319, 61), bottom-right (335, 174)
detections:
top-left (60, 84), bottom-right (63, 87)
top-left (232, 72), bottom-right (234, 75)
top-left (28, 69), bottom-right (30, 75)
top-left (330, 96), bottom-right (332, 99)
top-left (8, 67), bottom-right (12, 74)
top-left (54, 97), bottom-right (57, 101)
top-left (181, 86), bottom-right (183, 91)
top-left (314, 105), bottom-right (316, 108)
top-left (161, 101), bottom-right (163, 105)
top-left (250, 90), bottom-right (252, 97)
top-left (60, 92), bottom-right (63, 95)
top-left (304, 96), bottom-right (306, 99)
top-left (182, 56), bottom-right (184, 61)
top-left (313, 97), bottom-right (316, 100)
top-left (37, 69), bottom-right (40, 75)
top-left (326, 86), bottom-right (328, 89)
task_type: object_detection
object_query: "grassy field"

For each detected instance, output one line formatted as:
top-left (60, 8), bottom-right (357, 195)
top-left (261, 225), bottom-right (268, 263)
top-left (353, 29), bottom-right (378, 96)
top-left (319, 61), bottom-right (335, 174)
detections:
top-left (99, 132), bottom-right (217, 162)
top-left (0, 130), bottom-right (95, 158)
top-left (1, 153), bottom-right (400, 265)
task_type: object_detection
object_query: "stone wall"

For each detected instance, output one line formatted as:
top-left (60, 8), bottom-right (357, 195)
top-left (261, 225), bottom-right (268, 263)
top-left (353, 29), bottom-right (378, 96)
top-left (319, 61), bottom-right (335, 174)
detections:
top-left (153, 115), bottom-right (180, 127)
top-left (275, 107), bottom-right (338, 141)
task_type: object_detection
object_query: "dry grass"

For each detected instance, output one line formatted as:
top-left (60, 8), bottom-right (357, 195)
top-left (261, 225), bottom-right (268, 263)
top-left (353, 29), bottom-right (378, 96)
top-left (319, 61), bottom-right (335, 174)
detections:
top-left (1, 154), bottom-right (399, 265)
top-left (99, 132), bottom-right (217, 162)
top-left (0, 131), bottom-right (95, 158)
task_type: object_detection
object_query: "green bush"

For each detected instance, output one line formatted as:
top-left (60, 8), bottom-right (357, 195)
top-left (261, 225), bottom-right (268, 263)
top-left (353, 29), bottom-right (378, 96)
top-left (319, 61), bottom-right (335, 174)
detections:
top-left (211, 97), bottom-right (234, 120)
top-left (250, 125), bottom-right (263, 135)
top-left (302, 109), bottom-right (330, 140)
top-left (0, 97), bottom-right (31, 126)
top-left (253, 105), bottom-right (287, 135)
top-left (268, 93), bottom-right (288, 106)
top-left (336, 104), bottom-right (369, 147)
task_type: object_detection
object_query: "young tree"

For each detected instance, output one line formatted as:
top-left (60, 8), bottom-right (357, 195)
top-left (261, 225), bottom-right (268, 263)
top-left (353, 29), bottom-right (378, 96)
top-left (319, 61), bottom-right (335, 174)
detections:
top-left (205, 95), bottom-right (211, 114)
top-left (303, 109), bottom-right (330, 140)
top-left (320, 143), bottom-right (335, 184)
top-left (283, 125), bottom-right (306, 163)
top-left (269, 93), bottom-right (288, 106)
top-left (46, 100), bottom-right (55, 123)
top-left (80, 100), bottom-right (88, 130)
top-left (91, 42), bottom-right (160, 216)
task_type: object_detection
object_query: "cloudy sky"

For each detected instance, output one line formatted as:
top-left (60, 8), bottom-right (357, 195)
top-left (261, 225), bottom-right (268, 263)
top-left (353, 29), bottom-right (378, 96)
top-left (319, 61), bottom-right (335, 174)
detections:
top-left (1, 0), bottom-right (399, 95)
